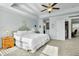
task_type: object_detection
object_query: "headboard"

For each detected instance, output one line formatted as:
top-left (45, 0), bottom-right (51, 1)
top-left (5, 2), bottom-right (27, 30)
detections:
top-left (18, 24), bottom-right (30, 31)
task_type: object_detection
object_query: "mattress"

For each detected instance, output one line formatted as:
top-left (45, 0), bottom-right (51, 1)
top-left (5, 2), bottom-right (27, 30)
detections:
top-left (22, 34), bottom-right (49, 44)
top-left (14, 33), bottom-right (50, 52)
top-left (15, 40), bottom-right (29, 50)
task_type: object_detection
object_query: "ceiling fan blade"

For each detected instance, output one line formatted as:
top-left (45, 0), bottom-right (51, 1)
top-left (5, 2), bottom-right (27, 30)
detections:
top-left (41, 9), bottom-right (47, 12)
top-left (42, 5), bottom-right (48, 8)
top-left (53, 8), bottom-right (60, 10)
top-left (52, 3), bottom-right (57, 7)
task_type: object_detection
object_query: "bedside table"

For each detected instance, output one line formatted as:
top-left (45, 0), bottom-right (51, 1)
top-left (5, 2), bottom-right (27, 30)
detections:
top-left (2, 36), bottom-right (15, 49)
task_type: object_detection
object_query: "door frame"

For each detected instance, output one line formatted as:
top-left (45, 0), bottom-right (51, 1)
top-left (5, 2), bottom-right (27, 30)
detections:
top-left (67, 17), bottom-right (79, 39)
top-left (65, 21), bottom-right (69, 39)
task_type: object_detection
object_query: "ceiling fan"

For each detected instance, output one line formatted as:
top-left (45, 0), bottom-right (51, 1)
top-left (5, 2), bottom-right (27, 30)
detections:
top-left (41, 3), bottom-right (60, 13)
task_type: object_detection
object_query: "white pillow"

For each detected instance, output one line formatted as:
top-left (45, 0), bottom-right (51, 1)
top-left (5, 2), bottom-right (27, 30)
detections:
top-left (17, 31), bottom-right (27, 35)
top-left (31, 28), bottom-right (35, 32)
top-left (16, 31), bottom-right (34, 35)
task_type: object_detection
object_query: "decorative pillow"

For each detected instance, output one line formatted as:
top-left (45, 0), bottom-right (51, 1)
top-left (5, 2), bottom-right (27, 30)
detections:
top-left (16, 31), bottom-right (27, 35)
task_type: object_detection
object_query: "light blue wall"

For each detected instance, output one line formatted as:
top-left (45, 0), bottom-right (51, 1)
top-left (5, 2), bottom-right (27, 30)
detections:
top-left (0, 7), bottom-right (38, 48)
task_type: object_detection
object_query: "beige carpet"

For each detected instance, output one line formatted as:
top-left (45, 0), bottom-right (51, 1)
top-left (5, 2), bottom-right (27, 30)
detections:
top-left (1, 36), bottom-right (79, 56)
top-left (0, 47), bottom-right (18, 56)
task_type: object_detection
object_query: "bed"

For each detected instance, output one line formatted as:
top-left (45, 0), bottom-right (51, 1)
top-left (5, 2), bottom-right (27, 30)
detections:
top-left (14, 31), bottom-right (50, 53)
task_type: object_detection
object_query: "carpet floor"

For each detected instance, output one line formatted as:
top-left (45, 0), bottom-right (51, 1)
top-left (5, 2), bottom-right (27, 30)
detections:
top-left (1, 36), bottom-right (79, 56)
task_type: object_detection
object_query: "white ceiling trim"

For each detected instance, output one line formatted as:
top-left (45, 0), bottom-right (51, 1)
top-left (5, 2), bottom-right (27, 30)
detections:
top-left (16, 4), bottom-right (38, 17)
top-left (0, 5), bottom-right (37, 20)
top-left (0, 3), bottom-right (14, 7)
top-left (12, 4), bottom-right (38, 18)
top-left (23, 3), bottom-right (41, 14)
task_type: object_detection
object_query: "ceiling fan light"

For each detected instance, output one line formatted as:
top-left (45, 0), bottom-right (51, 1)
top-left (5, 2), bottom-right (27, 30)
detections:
top-left (47, 8), bottom-right (52, 12)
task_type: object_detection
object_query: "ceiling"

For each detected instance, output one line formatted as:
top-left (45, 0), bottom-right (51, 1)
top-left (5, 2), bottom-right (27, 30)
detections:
top-left (1, 3), bottom-right (79, 20)
top-left (11, 3), bottom-right (79, 17)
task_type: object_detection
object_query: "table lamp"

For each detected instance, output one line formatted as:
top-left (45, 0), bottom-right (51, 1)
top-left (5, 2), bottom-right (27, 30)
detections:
top-left (6, 30), bottom-right (10, 36)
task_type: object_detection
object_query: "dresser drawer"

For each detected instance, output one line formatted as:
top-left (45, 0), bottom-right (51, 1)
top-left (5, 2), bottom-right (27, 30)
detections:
top-left (2, 36), bottom-right (14, 48)
top-left (3, 40), bottom-right (9, 43)
top-left (3, 44), bottom-right (9, 48)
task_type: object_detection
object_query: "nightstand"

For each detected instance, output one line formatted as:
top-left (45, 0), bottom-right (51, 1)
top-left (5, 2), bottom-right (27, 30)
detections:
top-left (2, 36), bottom-right (14, 49)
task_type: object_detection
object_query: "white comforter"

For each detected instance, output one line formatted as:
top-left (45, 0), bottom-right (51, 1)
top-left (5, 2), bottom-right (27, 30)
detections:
top-left (14, 32), bottom-right (50, 52)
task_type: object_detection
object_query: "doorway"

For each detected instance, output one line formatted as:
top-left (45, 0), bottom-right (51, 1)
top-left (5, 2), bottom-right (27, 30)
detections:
top-left (68, 17), bottom-right (79, 39)
top-left (43, 19), bottom-right (49, 34)
top-left (71, 18), bottom-right (79, 38)
top-left (65, 21), bottom-right (69, 39)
